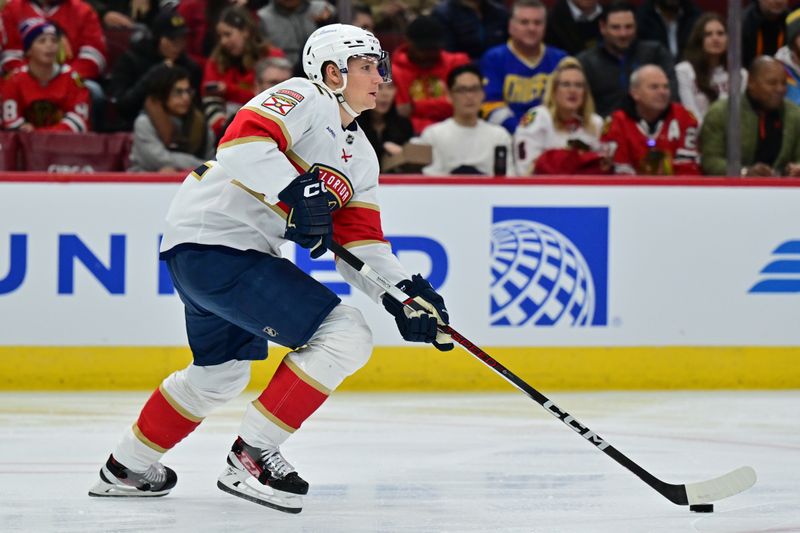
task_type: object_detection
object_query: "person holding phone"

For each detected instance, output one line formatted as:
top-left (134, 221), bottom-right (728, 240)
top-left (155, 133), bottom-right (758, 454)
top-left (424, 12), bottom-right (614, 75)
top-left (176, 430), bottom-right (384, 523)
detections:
top-left (513, 57), bottom-right (603, 175)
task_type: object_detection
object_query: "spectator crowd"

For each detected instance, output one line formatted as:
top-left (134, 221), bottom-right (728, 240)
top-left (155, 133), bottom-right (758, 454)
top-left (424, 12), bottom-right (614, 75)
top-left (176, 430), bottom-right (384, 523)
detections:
top-left (1, 0), bottom-right (800, 176)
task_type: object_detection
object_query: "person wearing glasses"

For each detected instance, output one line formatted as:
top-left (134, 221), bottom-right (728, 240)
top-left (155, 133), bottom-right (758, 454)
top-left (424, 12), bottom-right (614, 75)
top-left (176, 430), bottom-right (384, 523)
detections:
top-left (513, 57), bottom-right (603, 175)
top-left (128, 64), bottom-right (214, 172)
top-left (414, 64), bottom-right (514, 176)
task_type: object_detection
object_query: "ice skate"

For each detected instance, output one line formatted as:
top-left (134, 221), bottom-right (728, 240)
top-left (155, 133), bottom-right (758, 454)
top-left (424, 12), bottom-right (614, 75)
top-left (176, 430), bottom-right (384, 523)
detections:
top-left (88, 454), bottom-right (177, 497)
top-left (217, 437), bottom-right (308, 514)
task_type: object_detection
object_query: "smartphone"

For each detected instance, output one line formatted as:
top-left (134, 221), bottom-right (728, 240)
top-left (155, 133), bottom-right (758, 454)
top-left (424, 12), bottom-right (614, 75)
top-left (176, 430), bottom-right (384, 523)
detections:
top-left (494, 145), bottom-right (507, 177)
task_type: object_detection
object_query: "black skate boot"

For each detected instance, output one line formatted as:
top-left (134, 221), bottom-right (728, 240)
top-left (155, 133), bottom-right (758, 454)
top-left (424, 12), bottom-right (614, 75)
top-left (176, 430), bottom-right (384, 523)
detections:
top-left (88, 454), bottom-right (177, 497)
top-left (217, 437), bottom-right (309, 513)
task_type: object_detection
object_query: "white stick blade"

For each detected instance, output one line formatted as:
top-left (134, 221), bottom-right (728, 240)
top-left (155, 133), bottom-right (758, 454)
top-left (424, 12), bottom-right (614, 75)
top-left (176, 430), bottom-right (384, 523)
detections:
top-left (685, 466), bottom-right (757, 504)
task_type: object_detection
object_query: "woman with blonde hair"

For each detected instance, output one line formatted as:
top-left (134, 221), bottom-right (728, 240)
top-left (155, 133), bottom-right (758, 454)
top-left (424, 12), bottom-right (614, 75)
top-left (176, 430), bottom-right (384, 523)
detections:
top-left (513, 57), bottom-right (603, 175)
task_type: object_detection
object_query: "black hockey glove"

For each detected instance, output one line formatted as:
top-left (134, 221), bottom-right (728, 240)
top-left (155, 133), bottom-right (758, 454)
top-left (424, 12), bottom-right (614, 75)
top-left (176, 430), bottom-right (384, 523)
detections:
top-left (382, 274), bottom-right (454, 351)
top-left (278, 169), bottom-right (336, 259)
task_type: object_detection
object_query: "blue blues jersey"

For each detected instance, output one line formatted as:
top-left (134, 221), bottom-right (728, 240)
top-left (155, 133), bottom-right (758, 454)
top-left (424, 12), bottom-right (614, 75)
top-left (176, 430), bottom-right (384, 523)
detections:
top-left (480, 42), bottom-right (567, 132)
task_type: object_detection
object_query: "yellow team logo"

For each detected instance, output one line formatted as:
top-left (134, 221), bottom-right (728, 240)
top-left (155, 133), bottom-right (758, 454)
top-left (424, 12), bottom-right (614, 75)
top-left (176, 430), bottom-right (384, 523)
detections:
top-left (503, 73), bottom-right (549, 104)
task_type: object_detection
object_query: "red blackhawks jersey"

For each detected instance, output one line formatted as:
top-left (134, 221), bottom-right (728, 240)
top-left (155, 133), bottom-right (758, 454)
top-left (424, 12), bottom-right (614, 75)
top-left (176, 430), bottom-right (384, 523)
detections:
top-left (1, 0), bottom-right (107, 80)
top-left (2, 64), bottom-right (90, 131)
top-left (160, 77), bottom-right (410, 302)
top-left (601, 102), bottom-right (700, 175)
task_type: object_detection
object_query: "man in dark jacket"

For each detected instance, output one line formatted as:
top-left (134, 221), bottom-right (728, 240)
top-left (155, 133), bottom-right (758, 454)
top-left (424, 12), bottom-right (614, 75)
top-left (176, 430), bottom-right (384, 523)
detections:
top-left (742, 0), bottom-right (790, 68)
top-left (635, 0), bottom-right (700, 60)
top-left (432, 0), bottom-right (509, 60)
top-left (577, 1), bottom-right (676, 117)
top-left (107, 8), bottom-right (202, 130)
top-left (545, 0), bottom-right (602, 56)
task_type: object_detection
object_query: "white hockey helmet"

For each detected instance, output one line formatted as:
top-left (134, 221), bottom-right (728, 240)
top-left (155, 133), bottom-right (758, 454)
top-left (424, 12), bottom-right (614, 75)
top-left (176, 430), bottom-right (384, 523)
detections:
top-left (302, 23), bottom-right (391, 84)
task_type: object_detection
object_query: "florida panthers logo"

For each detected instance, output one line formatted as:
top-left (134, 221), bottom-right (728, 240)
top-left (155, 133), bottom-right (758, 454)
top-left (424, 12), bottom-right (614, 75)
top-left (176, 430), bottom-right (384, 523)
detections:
top-left (310, 163), bottom-right (353, 210)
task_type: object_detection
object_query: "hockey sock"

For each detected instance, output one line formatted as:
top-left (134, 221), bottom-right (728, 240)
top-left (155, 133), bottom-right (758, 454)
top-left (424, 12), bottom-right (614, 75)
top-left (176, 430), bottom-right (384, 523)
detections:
top-left (131, 384), bottom-right (203, 457)
top-left (239, 358), bottom-right (331, 448)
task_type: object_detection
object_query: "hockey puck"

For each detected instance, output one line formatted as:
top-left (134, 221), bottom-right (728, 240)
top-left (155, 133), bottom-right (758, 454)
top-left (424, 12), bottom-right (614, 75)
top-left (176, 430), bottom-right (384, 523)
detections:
top-left (689, 504), bottom-right (714, 513)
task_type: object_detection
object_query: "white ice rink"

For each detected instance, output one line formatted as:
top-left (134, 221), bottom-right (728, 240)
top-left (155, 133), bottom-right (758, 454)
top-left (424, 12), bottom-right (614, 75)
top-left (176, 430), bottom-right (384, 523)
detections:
top-left (0, 390), bottom-right (798, 533)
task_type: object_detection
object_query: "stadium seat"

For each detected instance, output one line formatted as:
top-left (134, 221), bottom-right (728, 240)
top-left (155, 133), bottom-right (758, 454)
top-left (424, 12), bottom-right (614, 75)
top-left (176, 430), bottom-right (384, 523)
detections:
top-left (19, 131), bottom-right (134, 172)
top-left (0, 131), bottom-right (20, 171)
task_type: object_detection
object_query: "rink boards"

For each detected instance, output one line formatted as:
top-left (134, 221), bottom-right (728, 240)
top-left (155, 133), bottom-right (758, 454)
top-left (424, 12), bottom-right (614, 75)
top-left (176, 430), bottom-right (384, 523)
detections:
top-left (1, 174), bottom-right (799, 390)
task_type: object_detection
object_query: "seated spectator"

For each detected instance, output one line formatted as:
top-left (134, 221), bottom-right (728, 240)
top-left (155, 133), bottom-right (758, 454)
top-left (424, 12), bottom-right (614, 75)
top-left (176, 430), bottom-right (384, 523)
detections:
top-left (88, 0), bottom-right (158, 29)
top-left (257, 0), bottom-right (335, 68)
top-left (635, 0), bottom-right (700, 60)
top-left (254, 56), bottom-right (293, 94)
top-left (578, 1), bottom-right (677, 118)
top-left (413, 64), bottom-right (513, 176)
top-left (391, 15), bottom-right (470, 134)
top-left (2, 18), bottom-right (90, 132)
top-left (545, 0), bottom-right (602, 56)
top-left (513, 57), bottom-right (603, 175)
top-left (350, 3), bottom-right (375, 32)
top-left (431, 0), bottom-right (509, 60)
top-left (356, 80), bottom-right (414, 172)
top-left (776, 8), bottom-right (800, 106)
top-left (602, 64), bottom-right (700, 175)
top-left (203, 6), bottom-right (285, 138)
top-left (108, 8), bottom-right (202, 130)
top-left (480, 0), bottom-right (567, 133)
top-left (742, 0), bottom-right (790, 68)
top-left (1, 0), bottom-right (108, 84)
top-left (129, 64), bottom-right (215, 172)
top-left (676, 14), bottom-right (747, 125)
top-left (700, 56), bottom-right (800, 177)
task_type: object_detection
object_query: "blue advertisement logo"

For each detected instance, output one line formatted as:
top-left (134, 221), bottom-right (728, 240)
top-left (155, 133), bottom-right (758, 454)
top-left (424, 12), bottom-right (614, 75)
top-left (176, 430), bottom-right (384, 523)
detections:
top-left (749, 240), bottom-right (800, 294)
top-left (491, 207), bottom-right (609, 326)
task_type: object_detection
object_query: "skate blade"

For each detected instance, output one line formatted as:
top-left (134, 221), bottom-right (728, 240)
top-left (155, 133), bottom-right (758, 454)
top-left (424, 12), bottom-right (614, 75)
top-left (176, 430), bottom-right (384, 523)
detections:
top-left (217, 466), bottom-right (303, 514)
top-left (88, 478), bottom-right (170, 498)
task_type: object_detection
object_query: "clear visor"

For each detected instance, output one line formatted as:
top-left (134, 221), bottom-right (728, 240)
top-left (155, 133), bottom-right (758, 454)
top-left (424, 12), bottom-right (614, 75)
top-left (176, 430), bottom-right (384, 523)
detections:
top-left (345, 52), bottom-right (392, 83)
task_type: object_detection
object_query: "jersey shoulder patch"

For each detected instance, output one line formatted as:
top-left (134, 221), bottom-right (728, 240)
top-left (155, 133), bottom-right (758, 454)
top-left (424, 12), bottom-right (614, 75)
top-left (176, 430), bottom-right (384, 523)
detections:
top-left (519, 108), bottom-right (538, 127)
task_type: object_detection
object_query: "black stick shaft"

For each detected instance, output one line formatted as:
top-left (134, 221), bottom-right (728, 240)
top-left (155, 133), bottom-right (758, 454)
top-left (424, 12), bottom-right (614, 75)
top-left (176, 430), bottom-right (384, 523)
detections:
top-left (329, 240), bottom-right (687, 505)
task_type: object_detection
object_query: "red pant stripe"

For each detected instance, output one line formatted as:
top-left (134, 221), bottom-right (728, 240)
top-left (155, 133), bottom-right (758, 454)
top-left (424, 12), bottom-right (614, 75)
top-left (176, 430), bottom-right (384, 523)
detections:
top-left (255, 361), bottom-right (329, 431)
top-left (135, 387), bottom-right (202, 450)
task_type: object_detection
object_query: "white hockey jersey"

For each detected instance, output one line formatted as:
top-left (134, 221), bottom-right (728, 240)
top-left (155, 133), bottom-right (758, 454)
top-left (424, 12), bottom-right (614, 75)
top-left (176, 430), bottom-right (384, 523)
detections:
top-left (160, 77), bottom-right (409, 302)
top-left (512, 105), bottom-right (603, 175)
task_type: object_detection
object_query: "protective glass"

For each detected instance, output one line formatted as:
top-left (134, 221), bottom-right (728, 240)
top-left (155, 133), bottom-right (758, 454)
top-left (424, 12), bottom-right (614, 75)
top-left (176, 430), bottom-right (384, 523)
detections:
top-left (343, 52), bottom-right (392, 83)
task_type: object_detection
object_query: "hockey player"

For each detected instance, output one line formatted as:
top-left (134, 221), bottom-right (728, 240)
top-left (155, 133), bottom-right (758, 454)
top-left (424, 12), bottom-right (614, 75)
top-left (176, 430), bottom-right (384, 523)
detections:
top-left (88, 24), bottom-right (453, 514)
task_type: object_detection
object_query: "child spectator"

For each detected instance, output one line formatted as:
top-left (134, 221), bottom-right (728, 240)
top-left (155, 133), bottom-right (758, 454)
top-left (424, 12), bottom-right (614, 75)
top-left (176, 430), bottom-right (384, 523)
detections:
top-left (776, 8), bottom-right (800, 106)
top-left (676, 13), bottom-right (747, 124)
top-left (513, 57), bottom-right (602, 175)
top-left (480, 0), bottom-right (567, 133)
top-left (203, 6), bottom-right (285, 138)
top-left (2, 18), bottom-right (90, 132)
top-left (356, 80), bottom-right (414, 172)
top-left (391, 15), bottom-right (470, 134)
top-left (1, 0), bottom-right (107, 83)
top-left (108, 8), bottom-right (202, 130)
top-left (413, 64), bottom-right (513, 176)
top-left (602, 64), bottom-right (700, 175)
top-left (129, 64), bottom-right (215, 172)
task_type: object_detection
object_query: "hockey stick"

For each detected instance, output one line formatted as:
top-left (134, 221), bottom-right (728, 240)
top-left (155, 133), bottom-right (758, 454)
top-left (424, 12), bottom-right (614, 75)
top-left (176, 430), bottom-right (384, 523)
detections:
top-left (329, 240), bottom-right (756, 507)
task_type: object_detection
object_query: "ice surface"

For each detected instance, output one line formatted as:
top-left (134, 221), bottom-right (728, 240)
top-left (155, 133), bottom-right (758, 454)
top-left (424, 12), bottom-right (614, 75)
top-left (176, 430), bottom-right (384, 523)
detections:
top-left (0, 391), bottom-right (797, 532)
